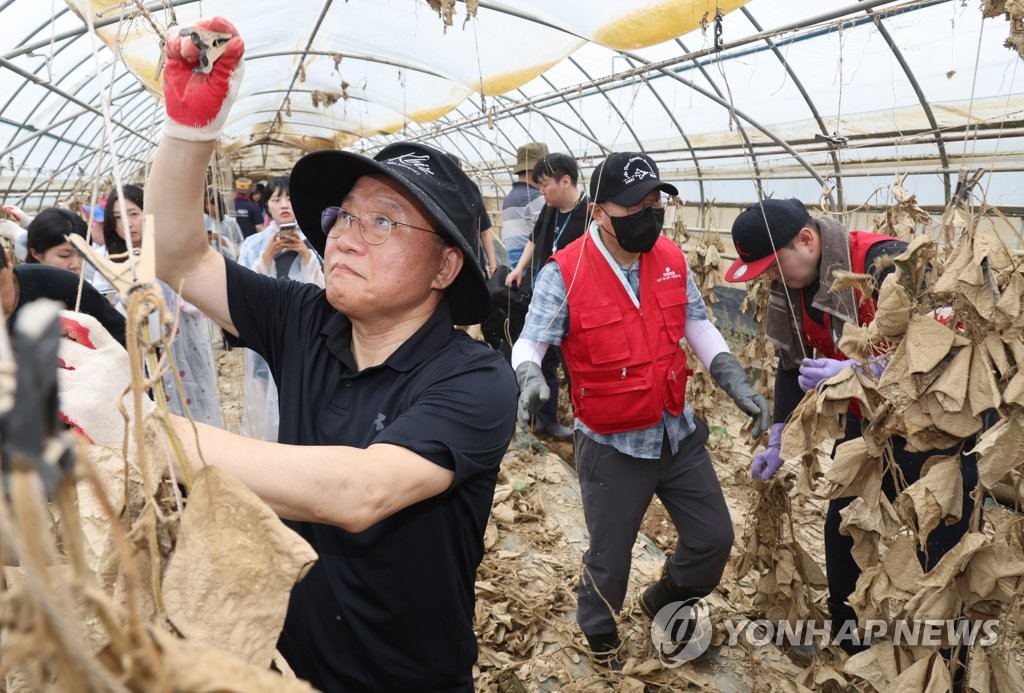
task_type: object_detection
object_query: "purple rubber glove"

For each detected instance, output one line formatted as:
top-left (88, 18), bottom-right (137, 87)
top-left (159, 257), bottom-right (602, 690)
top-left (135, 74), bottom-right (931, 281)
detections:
top-left (798, 357), bottom-right (887, 392)
top-left (797, 357), bottom-right (855, 392)
top-left (751, 423), bottom-right (785, 480)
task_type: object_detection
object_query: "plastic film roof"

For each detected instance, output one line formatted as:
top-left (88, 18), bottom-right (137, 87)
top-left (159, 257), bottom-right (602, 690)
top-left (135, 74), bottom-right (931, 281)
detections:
top-left (1, 0), bottom-right (1022, 213)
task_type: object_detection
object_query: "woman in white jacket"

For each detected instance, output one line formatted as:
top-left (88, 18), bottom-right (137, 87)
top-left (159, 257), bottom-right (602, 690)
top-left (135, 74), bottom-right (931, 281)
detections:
top-left (237, 175), bottom-right (324, 441)
top-left (103, 184), bottom-right (225, 428)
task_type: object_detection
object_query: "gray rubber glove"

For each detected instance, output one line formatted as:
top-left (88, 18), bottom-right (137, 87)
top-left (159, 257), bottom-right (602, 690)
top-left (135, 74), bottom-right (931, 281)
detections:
top-left (515, 361), bottom-right (550, 428)
top-left (708, 352), bottom-right (771, 439)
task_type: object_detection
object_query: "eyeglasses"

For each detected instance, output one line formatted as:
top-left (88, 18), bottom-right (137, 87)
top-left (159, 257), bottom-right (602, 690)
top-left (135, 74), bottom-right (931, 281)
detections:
top-left (321, 206), bottom-right (439, 246)
top-left (623, 193), bottom-right (668, 213)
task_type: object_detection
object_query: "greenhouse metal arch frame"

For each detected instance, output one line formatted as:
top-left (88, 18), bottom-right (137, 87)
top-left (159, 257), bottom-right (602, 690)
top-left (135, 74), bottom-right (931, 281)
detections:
top-left (0, 0), bottom-right (1020, 218)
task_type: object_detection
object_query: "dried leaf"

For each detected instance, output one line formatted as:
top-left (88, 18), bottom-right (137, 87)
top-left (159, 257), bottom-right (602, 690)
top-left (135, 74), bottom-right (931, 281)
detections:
top-left (926, 345), bottom-right (971, 413)
top-left (1003, 369), bottom-right (1024, 408)
top-left (968, 641), bottom-right (1024, 693)
top-left (984, 333), bottom-right (1011, 376)
top-left (971, 415), bottom-right (1024, 488)
top-left (781, 368), bottom-right (867, 461)
top-left (840, 496), bottom-right (902, 571)
top-left (968, 344), bottom-right (1003, 416)
top-left (793, 539), bottom-right (828, 587)
top-left (827, 438), bottom-right (882, 507)
top-left (897, 454), bottom-right (964, 550)
top-left (905, 316), bottom-right (955, 374)
top-left (163, 467), bottom-right (317, 667)
top-left (962, 536), bottom-right (1024, 604)
top-left (995, 271), bottom-right (1023, 325)
top-left (149, 629), bottom-right (316, 692)
top-left (920, 391), bottom-right (983, 438)
top-left (889, 652), bottom-right (952, 692)
top-left (870, 273), bottom-right (912, 338)
top-left (918, 532), bottom-right (988, 590)
top-left (844, 642), bottom-right (900, 689)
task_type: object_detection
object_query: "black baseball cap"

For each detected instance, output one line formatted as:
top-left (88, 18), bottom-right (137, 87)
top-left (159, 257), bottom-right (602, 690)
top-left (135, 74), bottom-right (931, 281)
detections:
top-left (290, 142), bottom-right (489, 325)
top-left (724, 198), bottom-right (812, 282)
top-left (590, 152), bottom-right (679, 206)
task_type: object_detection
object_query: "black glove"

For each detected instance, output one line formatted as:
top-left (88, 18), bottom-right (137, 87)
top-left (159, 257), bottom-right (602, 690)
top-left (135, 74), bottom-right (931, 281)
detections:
top-left (515, 361), bottom-right (549, 428)
top-left (708, 352), bottom-right (771, 439)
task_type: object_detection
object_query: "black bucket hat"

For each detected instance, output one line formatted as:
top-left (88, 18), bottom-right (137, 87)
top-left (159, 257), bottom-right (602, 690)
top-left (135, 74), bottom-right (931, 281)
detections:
top-left (290, 142), bottom-right (489, 325)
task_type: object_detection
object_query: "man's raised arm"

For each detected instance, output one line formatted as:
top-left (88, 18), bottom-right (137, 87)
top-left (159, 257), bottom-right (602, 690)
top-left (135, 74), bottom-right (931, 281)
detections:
top-left (150, 18), bottom-right (245, 335)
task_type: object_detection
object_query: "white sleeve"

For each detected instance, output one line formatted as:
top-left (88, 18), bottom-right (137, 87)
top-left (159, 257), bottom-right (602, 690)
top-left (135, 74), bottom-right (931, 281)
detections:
top-left (510, 337), bottom-right (549, 370)
top-left (684, 318), bottom-right (730, 369)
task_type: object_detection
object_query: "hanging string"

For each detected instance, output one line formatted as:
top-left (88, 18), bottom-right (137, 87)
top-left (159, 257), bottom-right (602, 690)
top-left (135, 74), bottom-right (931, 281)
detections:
top-left (834, 12), bottom-right (854, 287)
top-left (710, 17), bottom-right (807, 359)
top-left (979, 52), bottom-right (1018, 204)
top-left (961, 10), bottom-right (986, 169)
top-left (83, 1), bottom-right (138, 278)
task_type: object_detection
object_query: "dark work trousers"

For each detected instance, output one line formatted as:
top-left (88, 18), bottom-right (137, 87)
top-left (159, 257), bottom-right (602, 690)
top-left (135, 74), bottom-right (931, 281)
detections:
top-left (575, 417), bottom-right (733, 636)
top-left (536, 346), bottom-right (568, 426)
top-left (825, 415), bottom-right (981, 656)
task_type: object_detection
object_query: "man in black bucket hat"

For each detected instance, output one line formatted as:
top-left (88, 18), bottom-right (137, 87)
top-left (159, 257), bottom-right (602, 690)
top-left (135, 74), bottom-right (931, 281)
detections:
top-left (57, 18), bottom-right (516, 692)
top-left (289, 141), bottom-right (493, 325)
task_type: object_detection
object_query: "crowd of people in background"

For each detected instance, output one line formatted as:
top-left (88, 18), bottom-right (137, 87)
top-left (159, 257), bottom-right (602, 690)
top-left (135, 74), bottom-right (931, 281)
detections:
top-left (0, 20), bottom-right (986, 688)
top-left (0, 170), bottom-right (282, 429)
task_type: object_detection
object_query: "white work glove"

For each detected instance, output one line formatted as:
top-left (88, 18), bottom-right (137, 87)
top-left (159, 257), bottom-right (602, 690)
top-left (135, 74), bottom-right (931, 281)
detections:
top-left (515, 361), bottom-right (549, 429)
top-left (57, 311), bottom-right (154, 446)
top-left (162, 18), bottom-right (245, 142)
top-left (2, 204), bottom-right (32, 229)
top-left (0, 219), bottom-right (23, 241)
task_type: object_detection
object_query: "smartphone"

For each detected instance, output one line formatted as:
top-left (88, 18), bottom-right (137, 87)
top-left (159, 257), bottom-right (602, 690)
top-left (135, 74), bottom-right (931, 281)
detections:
top-left (279, 222), bottom-right (297, 234)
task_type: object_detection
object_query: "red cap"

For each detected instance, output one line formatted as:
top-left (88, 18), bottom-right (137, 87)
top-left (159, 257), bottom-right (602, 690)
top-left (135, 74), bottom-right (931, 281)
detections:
top-left (723, 199), bottom-right (810, 283)
top-left (723, 251), bottom-right (783, 282)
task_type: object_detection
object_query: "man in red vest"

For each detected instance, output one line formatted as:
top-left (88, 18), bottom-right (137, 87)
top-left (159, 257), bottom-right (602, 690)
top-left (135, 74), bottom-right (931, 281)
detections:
top-left (513, 152), bottom-right (770, 666)
top-left (724, 199), bottom-right (979, 672)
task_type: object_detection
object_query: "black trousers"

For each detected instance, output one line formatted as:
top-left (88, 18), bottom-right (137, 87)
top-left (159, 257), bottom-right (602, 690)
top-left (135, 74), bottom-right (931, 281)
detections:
top-left (575, 418), bottom-right (733, 636)
top-left (825, 416), bottom-right (980, 655)
top-left (536, 346), bottom-right (568, 426)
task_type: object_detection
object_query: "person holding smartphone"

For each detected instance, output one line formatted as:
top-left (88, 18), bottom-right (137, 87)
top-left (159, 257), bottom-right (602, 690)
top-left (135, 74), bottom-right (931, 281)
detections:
top-left (237, 175), bottom-right (325, 441)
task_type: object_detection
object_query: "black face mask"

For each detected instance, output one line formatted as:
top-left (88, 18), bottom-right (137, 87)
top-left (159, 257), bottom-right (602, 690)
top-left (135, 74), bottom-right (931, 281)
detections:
top-left (607, 206), bottom-right (665, 253)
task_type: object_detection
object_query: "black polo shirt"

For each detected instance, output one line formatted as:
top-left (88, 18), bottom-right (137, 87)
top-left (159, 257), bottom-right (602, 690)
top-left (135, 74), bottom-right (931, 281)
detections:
top-left (225, 260), bottom-right (516, 692)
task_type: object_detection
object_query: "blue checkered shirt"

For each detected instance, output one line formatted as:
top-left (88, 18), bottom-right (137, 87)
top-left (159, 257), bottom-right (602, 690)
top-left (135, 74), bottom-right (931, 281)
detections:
top-left (521, 225), bottom-right (707, 459)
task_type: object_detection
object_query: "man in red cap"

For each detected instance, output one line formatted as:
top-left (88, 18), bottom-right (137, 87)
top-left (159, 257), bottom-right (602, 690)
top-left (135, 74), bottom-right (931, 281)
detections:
top-left (724, 199), bottom-right (980, 673)
top-left (514, 151), bottom-right (770, 666)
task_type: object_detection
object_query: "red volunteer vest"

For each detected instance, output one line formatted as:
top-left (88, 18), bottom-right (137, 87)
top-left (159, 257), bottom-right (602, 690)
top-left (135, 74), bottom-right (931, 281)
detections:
top-left (801, 231), bottom-right (897, 418)
top-left (553, 234), bottom-right (688, 434)
top-left (801, 231), bottom-right (897, 357)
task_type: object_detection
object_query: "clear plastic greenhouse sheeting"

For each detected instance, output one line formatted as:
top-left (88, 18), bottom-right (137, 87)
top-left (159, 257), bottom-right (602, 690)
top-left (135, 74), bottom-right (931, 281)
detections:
top-left (0, 0), bottom-right (1021, 213)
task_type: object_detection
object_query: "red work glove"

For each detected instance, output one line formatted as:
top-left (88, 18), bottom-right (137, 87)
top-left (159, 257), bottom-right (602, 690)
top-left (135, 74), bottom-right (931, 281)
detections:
top-left (57, 311), bottom-right (154, 447)
top-left (162, 17), bottom-right (245, 142)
